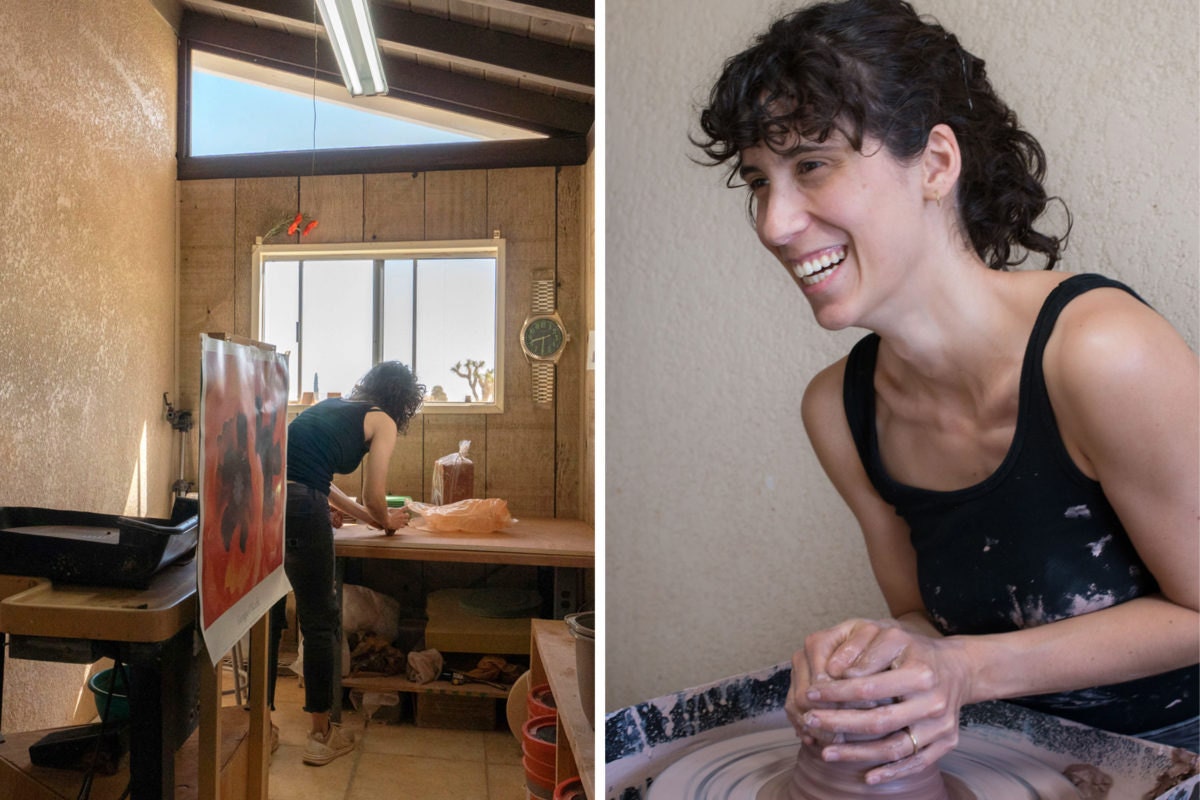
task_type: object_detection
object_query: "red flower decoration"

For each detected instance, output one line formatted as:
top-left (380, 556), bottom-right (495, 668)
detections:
top-left (301, 220), bottom-right (319, 237)
top-left (286, 212), bottom-right (305, 236)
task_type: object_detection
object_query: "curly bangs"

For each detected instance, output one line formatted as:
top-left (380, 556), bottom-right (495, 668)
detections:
top-left (694, 0), bottom-right (1069, 270)
top-left (697, 14), bottom-right (872, 172)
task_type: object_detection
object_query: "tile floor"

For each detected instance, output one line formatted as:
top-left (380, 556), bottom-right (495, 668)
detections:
top-left (260, 673), bottom-right (529, 800)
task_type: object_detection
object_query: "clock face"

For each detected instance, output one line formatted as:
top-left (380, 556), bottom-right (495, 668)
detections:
top-left (523, 316), bottom-right (565, 359)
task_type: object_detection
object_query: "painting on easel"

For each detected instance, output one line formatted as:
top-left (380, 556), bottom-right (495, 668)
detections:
top-left (197, 333), bottom-right (290, 665)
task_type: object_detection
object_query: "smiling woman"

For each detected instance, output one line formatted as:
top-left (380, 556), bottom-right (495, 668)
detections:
top-left (604, 0), bottom-right (1199, 786)
top-left (693, 0), bottom-right (1199, 781)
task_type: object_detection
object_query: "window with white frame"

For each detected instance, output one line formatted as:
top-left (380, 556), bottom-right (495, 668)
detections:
top-left (253, 240), bottom-right (504, 412)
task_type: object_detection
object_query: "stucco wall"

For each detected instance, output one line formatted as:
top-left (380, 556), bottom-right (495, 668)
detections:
top-left (0, 1), bottom-right (178, 729)
top-left (605, 0), bottom-right (1199, 710)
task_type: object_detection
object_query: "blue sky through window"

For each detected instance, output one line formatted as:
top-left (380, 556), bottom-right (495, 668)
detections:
top-left (191, 69), bottom-right (482, 156)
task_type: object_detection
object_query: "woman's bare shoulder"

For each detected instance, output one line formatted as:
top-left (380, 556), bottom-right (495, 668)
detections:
top-left (802, 357), bottom-right (849, 427)
top-left (1047, 282), bottom-right (1191, 383)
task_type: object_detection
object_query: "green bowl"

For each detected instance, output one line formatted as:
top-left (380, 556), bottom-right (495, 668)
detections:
top-left (88, 668), bottom-right (131, 723)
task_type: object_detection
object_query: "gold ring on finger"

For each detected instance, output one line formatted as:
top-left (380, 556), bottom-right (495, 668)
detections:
top-left (905, 727), bottom-right (919, 757)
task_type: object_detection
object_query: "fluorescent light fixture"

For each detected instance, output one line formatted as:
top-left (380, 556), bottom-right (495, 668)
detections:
top-left (315, 0), bottom-right (388, 97)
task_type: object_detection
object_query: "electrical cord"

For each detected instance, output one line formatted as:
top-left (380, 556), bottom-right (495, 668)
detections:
top-left (76, 659), bottom-right (131, 800)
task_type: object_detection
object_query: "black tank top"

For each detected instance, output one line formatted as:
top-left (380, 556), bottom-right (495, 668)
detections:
top-left (286, 398), bottom-right (374, 493)
top-left (843, 273), bottom-right (1198, 734)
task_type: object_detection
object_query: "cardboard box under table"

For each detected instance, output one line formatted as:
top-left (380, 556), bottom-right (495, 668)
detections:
top-left (424, 588), bottom-right (532, 655)
top-left (421, 588), bottom-right (536, 730)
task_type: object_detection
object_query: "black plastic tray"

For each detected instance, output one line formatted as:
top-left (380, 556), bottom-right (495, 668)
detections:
top-left (0, 497), bottom-right (198, 589)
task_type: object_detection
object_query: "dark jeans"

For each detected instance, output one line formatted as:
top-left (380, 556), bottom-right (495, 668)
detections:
top-left (269, 482), bottom-right (339, 714)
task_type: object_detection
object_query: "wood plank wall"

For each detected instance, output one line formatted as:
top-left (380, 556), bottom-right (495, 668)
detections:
top-left (177, 167), bottom-right (588, 520)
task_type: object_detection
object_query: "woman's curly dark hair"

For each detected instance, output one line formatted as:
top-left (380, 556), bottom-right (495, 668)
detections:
top-left (695, 0), bottom-right (1070, 270)
top-left (349, 361), bottom-right (425, 432)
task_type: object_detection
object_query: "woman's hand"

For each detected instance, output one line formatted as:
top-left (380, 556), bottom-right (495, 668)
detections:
top-left (786, 618), bottom-right (904, 747)
top-left (787, 618), bottom-right (975, 785)
top-left (385, 506), bottom-right (410, 531)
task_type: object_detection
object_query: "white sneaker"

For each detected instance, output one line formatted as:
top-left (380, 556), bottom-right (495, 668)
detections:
top-left (302, 724), bottom-right (355, 766)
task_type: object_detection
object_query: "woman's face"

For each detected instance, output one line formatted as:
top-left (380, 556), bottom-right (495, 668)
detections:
top-left (738, 130), bottom-right (928, 331)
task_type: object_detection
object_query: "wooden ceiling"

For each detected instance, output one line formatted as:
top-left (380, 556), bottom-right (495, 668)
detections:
top-left (159, 0), bottom-right (595, 177)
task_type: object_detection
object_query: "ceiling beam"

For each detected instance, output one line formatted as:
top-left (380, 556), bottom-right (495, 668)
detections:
top-left (178, 137), bottom-right (590, 180)
top-left (183, 13), bottom-right (593, 136)
top-left (448, 0), bottom-right (594, 31)
top-left (186, 0), bottom-right (592, 94)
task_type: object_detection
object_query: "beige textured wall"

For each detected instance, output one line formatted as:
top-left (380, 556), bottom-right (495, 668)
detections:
top-left (0, 1), bottom-right (178, 729)
top-left (606, 0), bottom-right (1199, 710)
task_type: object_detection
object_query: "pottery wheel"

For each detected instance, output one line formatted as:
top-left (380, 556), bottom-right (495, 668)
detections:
top-left (649, 727), bottom-right (1083, 800)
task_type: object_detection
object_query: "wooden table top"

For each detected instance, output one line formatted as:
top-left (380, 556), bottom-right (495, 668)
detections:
top-left (333, 516), bottom-right (594, 568)
top-left (0, 516), bottom-right (593, 644)
top-left (0, 563), bottom-right (197, 643)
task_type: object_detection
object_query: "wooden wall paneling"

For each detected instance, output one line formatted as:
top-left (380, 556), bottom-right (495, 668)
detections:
top-left (364, 173), bottom-right (426, 242)
top-left (485, 167), bottom-right (557, 518)
top-left (178, 241), bottom-right (237, 388)
top-left (388, 413), bottom-right (426, 502)
top-left (481, 416), bottom-right (553, 517)
top-left (177, 166), bottom-right (581, 525)
top-left (178, 179), bottom-right (235, 484)
top-left (554, 165), bottom-right (584, 520)
top-left (233, 177), bottom-right (300, 339)
top-left (178, 181), bottom-right (235, 400)
top-left (299, 174), bottom-right (364, 242)
top-left (581, 152), bottom-right (596, 525)
top-left (424, 170), bottom-right (488, 240)
top-left (421, 414), bottom-right (488, 502)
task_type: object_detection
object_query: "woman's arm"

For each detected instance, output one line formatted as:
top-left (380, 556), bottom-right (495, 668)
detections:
top-left (1047, 287), bottom-right (1198, 611)
top-left (352, 410), bottom-right (408, 531)
top-left (326, 482), bottom-right (371, 524)
top-left (786, 361), bottom-right (933, 733)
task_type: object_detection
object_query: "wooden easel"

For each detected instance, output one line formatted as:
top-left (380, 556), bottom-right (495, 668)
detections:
top-left (198, 615), bottom-right (271, 800)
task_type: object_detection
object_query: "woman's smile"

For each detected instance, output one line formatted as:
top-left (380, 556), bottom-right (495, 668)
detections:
top-left (788, 244), bottom-right (847, 286)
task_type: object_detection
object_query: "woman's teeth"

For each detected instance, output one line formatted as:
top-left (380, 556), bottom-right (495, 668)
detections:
top-left (792, 247), bottom-right (846, 286)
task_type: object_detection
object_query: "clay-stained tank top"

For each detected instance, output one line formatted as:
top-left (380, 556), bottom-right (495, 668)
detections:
top-left (842, 273), bottom-right (1198, 734)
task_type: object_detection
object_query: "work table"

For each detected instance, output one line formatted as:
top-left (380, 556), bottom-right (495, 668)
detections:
top-left (332, 515), bottom-right (594, 567)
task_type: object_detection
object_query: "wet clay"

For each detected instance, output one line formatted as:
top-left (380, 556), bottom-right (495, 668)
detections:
top-left (773, 741), bottom-right (962, 800)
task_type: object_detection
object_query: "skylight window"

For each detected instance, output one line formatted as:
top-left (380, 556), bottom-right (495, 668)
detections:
top-left (189, 50), bottom-right (543, 157)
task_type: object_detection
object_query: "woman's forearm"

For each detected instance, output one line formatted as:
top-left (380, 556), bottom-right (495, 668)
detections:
top-left (326, 483), bottom-right (381, 527)
top-left (362, 491), bottom-right (390, 530)
top-left (955, 594), bottom-right (1199, 704)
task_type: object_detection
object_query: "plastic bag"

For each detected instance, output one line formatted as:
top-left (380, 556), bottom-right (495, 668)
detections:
top-left (342, 583), bottom-right (401, 643)
top-left (406, 649), bottom-right (444, 684)
top-left (432, 440), bottom-right (474, 505)
top-left (407, 498), bottom-right (516, 533)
